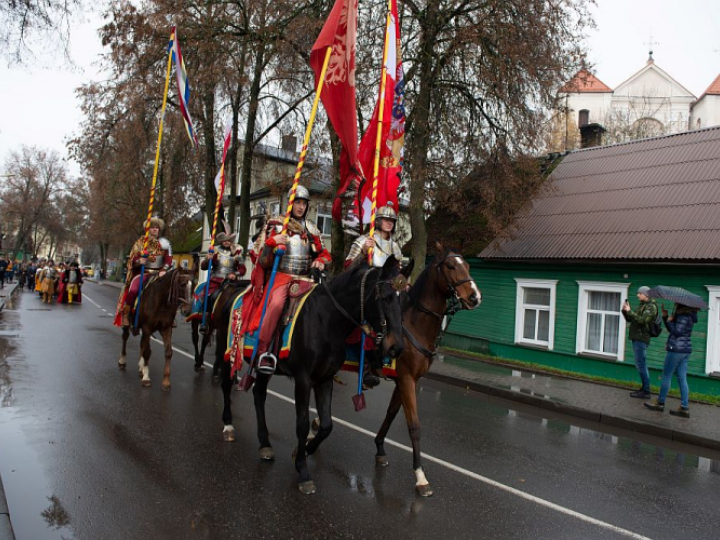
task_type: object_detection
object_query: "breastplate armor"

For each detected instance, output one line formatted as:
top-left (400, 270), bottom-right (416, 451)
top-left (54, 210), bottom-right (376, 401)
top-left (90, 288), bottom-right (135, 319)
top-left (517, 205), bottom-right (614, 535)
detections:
top-left (213, 249), bottom-right (236, 278)
top-left (68, 271), bottom-right (78, 284)
top-left (145, 252), bottom-right (165, 269)
top-left (46, 268), bottom-right (57, 279)
top-left (278, 234), bottom-right (311, 276)
top-left (372, 236), bottom-right (397, 267)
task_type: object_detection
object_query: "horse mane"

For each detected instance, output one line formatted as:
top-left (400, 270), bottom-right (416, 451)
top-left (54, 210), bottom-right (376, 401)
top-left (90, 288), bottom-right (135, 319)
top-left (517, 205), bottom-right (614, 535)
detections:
top-left (326, 256), bottom-right (370, 292)
top-left (406, 247), bottom-right (460, 308)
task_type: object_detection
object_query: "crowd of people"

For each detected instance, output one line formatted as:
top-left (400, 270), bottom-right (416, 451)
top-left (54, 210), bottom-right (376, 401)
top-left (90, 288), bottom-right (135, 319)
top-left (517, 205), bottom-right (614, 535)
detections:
top-left (0, 254), bottom-right (84, 304)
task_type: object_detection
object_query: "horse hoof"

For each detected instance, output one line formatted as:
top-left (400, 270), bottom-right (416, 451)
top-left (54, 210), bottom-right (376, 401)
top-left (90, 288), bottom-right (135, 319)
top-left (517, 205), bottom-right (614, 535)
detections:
top-left (141, 380), bottom-right (152, 387)
top-left (416, 484), bottom-right (433, 497)
top-left (223, 430), bottom-right (236, 443)
top-left (118, 362), bottom-right (126, 370)
top-left (298, 481), bottom-right (317, 495)
top-left (211, 374), bottom-right (220, 383)
top-left (194, 363), bottom-right (206, 373)
top-left (311, 418), bottom-right (320, 433)
top-left (162, 383), bottom-right (171, 392)
top-left (259, 447), bottom-right (275, 461)
top-left (375, 455), bottom-right (389, 467)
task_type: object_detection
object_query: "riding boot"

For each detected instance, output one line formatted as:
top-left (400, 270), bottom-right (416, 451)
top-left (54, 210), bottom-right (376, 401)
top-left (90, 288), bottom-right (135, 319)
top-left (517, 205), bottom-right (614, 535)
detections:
top-left (121, 305), bottom-right (132, 327)
top-left (68, 293), bottom-right (73, 304)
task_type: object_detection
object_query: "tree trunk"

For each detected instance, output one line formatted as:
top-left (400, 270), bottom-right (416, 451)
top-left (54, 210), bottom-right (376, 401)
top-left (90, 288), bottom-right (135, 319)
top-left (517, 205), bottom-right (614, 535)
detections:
top-left (237, 42), bottom-right (266, 251)
top-left (228, 40), bottom-right (248, 234)
top-left (202, 89), bottom-right (218, 238)
top-left (327, 119), bottom-right (345, 275)
top-left (407, 2), bottom-right (440, 280)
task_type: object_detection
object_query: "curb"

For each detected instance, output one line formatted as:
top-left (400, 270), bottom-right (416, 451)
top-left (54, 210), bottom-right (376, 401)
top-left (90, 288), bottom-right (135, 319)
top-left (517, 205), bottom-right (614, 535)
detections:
top-left (0, 282), bottom-right (19, 313)
top-left (424, 370), bottom-right (720, 454)
top-left (0, 472), bottom-right (15, 540)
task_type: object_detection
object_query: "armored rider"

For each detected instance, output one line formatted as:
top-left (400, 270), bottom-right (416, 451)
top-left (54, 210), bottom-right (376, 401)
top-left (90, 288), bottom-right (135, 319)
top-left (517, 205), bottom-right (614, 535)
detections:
top-left (345, 202), bottom-right (403, 269)
top-left (253, 185), bottom-right (331, 373)
top-left (200, 230), bottom-right (246, 300)
top-left (118, 216), bottom-right (173, 327)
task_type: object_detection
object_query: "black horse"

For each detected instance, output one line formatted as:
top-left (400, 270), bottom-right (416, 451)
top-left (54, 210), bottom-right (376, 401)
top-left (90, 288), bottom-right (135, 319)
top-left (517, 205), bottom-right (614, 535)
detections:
top-left (219, 256), bottom-right (405, 494)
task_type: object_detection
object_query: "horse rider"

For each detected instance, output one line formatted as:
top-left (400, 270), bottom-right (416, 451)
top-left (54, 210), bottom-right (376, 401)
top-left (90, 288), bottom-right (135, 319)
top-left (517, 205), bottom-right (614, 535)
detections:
top-left (252, 185), bottom-right (331, 374)
top-left (118, 216), bottom-right (173, 327)
top-left (40, 259), bottom-right (59, 304)
top-left (200, 230), bottom-right (247, 300)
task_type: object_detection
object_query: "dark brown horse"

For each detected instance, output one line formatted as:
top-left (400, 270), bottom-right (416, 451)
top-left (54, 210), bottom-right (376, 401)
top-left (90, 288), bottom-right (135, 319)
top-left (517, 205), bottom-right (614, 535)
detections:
top-left (118, 268), bottom-right (194, 390)
top-left (374, 244), bottom-right (481, 496)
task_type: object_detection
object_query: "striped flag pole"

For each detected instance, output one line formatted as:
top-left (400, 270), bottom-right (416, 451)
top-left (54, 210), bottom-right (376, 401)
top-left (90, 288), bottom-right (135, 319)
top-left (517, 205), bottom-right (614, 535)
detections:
top-left (200, 163), bottom-right (228, 331)
top-left (282, 46), bottom-right (333, 234)
top-left (367, 0), bottom-right (393, 264)
top-left (134, 41), bottom-right (174, 331)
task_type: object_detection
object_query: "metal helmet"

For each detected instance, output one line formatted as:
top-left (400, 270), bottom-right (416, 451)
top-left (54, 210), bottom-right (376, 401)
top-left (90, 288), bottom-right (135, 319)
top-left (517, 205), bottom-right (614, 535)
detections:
top-left (291, 185), bottom-right (311, 202)
top-left (376, 202), bottom-right (398, 221)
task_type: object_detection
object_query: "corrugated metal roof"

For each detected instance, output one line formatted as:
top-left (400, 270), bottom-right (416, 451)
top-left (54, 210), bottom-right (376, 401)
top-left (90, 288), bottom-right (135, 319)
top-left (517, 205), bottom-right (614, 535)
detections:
top-left (480, 126), bottom-right (720, 261)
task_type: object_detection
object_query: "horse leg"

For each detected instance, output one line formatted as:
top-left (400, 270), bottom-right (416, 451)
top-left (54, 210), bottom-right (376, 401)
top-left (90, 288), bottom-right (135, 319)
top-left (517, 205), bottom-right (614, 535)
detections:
top-left (198, 330), bottom-right (210, 373)
top-left (374, 383), bottom-right (403, 467)
top-left (211, 330), bottom-right (223, 381)
top-left (119, 326), bottom-right (129, 369)
top-left (253, 374), bottom-right (274, 460)
top-left (294, 376), bottom-right (316, 495)
top-left (399, 376), bottom-right (432, 497)
top-left (306, 378), bottom-right (333, 456)
top-left (139, 332), bottom-right (152, 387)
top-left (191, 320), bottom-right (204, 372)
top-left (220, 354), bottom-right (235, 442)
top-left (160, 326), bottom-right (173, 391)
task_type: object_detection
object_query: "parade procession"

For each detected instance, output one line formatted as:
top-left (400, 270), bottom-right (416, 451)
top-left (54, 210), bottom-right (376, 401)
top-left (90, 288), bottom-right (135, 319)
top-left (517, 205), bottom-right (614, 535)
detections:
top-left (5, 0), bottom-right (720, 539)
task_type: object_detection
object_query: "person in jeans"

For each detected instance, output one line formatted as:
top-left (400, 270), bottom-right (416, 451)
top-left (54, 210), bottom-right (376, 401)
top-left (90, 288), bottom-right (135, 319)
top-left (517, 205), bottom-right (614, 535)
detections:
top-left (621, 286), bottom-right (658, 399)
top-left (644, 303), bottom-right (698, 418)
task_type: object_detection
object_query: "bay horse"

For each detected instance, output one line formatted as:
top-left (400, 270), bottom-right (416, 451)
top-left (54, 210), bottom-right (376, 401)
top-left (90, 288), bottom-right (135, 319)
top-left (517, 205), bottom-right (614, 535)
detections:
top-left (220, 256), bottom-right (405, 495)
top-left (118, 268), bottom-right (194, 390)
top-left (374, 244), bottom-right (481, 496)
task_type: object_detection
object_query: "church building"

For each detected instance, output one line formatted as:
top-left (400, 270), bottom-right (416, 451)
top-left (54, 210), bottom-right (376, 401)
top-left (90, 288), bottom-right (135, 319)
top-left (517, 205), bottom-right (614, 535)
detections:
top-left (555, 54), bottom-right (720, 149)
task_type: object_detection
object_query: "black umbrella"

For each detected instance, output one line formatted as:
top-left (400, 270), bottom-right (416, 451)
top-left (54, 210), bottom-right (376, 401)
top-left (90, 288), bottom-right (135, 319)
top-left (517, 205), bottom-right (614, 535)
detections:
top-left (647, 286), bottom-right (709, 310)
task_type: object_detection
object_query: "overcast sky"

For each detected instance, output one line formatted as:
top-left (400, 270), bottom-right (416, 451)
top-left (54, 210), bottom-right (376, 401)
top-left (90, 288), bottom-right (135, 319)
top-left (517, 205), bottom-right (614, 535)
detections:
top-left (1, 0), bottom-right (720, 178)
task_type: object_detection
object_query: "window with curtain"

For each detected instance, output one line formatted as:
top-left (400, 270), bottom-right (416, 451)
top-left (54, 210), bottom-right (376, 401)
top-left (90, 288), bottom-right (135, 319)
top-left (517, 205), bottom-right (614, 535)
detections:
top-left (576, 282), bottom-right (629, 360)
top-left (515, 279), bottom-right (557, 349)
top-left (316, 207), bottom-right (332, 235)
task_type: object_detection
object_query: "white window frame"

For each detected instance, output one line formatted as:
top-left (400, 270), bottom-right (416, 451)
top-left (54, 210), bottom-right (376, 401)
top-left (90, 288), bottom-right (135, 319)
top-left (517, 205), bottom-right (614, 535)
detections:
top-left (705, 286), bottom-right (720, 375)
top-left (576, 281), bottom-right (630, 361)
top-left (270, 200), bottom-right (281, 217)
top-left (316, 206), bottom-right (332, 236)
top-left (514, 278), bottom-right (558, 350)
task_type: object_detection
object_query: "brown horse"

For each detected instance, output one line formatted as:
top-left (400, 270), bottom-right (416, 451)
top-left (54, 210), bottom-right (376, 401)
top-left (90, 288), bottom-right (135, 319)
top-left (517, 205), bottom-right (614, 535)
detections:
top-left (374, 244), bottom-right (481, 496)
top-left (118, 268), bottom-right (194, 390)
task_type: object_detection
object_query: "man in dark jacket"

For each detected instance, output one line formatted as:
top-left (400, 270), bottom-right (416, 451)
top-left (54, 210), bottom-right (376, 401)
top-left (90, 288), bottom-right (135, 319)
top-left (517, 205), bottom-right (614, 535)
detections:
top-left (0, 255), bottom-right (8, 288)
top-left (644, 303), bottom-right (697, 418)
top-left (622, 286), bottom-right (658, 399)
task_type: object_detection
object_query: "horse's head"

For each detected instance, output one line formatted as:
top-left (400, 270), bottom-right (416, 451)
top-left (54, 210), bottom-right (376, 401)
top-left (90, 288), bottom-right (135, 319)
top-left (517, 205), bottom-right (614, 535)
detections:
top-left (174, 267), bottom-right (195, 317)
top-left (433, 242), bottom-right (481, 310)
top-left (365, 256), bottom-right (405, 359)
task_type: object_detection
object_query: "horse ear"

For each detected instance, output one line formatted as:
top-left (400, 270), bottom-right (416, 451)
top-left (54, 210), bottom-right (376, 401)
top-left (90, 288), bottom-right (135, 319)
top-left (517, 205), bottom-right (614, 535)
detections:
top-left (381, 255), bottom-right (400, 278)
top-left (401, 258), bottom-right (415, 278)
top-left (435, 241), bottom-right (444, 254)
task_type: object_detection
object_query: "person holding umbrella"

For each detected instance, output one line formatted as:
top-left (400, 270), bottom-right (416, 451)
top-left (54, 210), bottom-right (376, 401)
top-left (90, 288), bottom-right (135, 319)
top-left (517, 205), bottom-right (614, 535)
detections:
top-left (644, 291), bottom-right (702, 417)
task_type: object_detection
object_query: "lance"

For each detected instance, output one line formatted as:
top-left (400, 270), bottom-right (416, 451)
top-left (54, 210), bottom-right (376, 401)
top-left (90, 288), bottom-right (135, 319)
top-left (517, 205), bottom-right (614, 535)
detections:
top-left (242, 46), bottom-right (333, 386)
top-left (134, 42), bottom-right (173, 331)
top-left (355, 0), bottom-right (393, 412)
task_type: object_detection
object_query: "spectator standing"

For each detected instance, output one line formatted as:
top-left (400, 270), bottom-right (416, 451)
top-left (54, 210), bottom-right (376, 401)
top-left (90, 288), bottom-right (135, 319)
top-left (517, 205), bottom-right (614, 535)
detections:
top-left (0, 255), bottom-right (7, 288)
top-left (621, 286), bottom-right (658, 399)
top-left (26, 263), bottom-right (37, 292)
top-left (644, 303), bottom-right (698, 418)
top-left (17, 264), bottom-right (26, 290)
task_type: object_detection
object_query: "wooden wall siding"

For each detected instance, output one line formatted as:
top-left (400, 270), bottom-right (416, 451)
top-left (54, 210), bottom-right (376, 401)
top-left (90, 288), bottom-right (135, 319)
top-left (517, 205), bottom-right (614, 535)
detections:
top-left (449, 260), bottom-right (720, 379)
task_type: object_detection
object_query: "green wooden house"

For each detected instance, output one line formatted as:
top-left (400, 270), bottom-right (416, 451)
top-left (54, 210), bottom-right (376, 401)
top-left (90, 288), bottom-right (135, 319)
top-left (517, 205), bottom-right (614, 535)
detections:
top-left (444, 127), bottom-right (720, 396)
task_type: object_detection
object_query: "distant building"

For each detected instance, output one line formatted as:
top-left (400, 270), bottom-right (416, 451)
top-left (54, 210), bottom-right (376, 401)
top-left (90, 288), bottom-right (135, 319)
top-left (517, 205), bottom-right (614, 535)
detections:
top-left (553, 54), bottom-right (720, 150)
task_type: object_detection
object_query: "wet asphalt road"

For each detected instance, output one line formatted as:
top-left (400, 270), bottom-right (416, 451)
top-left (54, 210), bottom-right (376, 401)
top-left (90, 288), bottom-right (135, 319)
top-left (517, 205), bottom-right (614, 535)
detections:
top-left (1, 282), bottom-right (720, 540)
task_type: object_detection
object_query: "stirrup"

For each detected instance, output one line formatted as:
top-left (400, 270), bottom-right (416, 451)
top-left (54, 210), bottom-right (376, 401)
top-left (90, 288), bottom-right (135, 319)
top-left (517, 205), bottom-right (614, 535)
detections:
top-left (199, 323), bottom-right (209, 335)
top-left (257, 352), bottom-right (277, 375)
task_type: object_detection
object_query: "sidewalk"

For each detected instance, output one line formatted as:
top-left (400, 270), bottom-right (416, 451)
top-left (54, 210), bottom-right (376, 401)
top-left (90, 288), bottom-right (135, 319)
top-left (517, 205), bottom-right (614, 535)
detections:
top-left (0, 282), bottom-right (18, 313)
top-left (0, 283), bottom-right (17, 540)
top-left (427, 351), bottom-right (720, 453)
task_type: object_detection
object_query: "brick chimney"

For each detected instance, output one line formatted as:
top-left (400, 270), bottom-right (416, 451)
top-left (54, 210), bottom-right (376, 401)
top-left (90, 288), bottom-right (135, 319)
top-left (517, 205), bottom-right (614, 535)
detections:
top-left (281, 135), bottom-right (297, 152)
top-left (580, 123), bottom-right (606, 149)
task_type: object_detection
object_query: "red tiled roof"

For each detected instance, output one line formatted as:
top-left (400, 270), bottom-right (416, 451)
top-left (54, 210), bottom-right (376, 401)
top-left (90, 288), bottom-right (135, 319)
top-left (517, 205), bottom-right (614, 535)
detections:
top-left (700, 73), bottom-right (720, 98)
top-left (480, 127), bottom-right (720, 261)
top-left (559, 69), bottom-right (612, 94)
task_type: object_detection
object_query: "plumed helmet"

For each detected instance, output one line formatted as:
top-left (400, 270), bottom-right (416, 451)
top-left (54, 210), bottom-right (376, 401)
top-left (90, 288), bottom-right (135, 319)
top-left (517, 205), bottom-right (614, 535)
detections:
top-left (291, 185), bottom-right (311, 202)
top-left (147, 216), bottom-right (166, 231)
top-left (216, 231), bottom-right (237, 244)
top-left (376, 202), bottom-right (398, 221)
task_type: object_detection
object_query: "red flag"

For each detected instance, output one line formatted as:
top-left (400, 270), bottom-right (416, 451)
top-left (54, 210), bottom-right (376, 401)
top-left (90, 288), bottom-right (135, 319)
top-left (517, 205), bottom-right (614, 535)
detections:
top-left (356, 0), bottom-right (405, 224)
top-left (309, 0), bottom-right (362, 220)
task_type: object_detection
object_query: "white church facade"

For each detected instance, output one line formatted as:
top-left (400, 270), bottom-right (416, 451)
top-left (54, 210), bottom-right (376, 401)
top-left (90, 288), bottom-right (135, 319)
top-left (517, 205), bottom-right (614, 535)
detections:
top-left (556, 56), bottom-right (720, 149)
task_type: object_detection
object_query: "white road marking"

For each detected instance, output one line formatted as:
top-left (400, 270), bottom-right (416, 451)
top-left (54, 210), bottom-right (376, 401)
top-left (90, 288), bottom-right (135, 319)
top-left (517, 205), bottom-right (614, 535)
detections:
top-left (120, 313), bottom-right (650, 539)
top-left (82, 294), bottom-right (102, 309)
